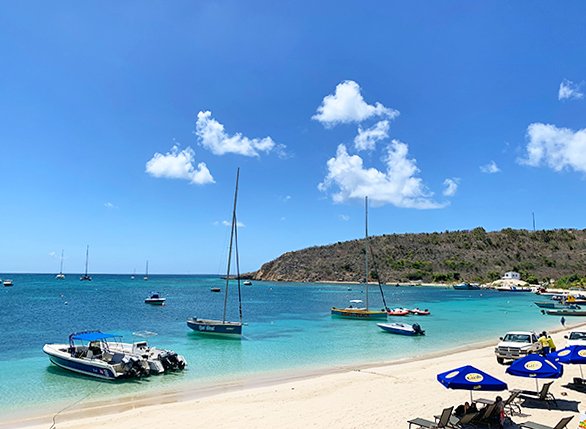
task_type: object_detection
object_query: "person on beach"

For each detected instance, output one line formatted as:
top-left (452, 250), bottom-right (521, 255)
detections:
top-left (561, 316), bottom-right (566, 327)
top-left (538, 332), bottom-right (550, 355)
top-left (547, 335), bottom-right (556, 353)
top-left (494, 396), bottom-right (505, 429)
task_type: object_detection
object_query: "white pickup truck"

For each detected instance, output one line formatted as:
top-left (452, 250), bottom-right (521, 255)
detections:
top-left (494, 331), bottom-right (542, 364)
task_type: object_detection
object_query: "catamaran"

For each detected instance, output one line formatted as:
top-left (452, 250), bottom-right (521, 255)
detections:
top-left (187, 169), bottom-right (244, 337)
top-left (331, 197), bottom-right (389, 319)
top-left (56, 249), bottom-right (65, 279)
top-left (80, 245), bottom-right (92, 281)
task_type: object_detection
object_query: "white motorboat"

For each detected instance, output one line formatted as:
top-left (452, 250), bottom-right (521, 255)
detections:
top-left (3, 279), bottom-right (13, 287)
top-left (109, 340), bottom-right (186, 374)
top-left (43, 331), bottom-right (150, 380)
top-left (377, 322), bottom-right (425, 336)
top-left (145, 292), bottom-right (166, 305)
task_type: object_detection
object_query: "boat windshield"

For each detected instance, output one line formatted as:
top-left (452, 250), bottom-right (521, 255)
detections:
top-left (503, 334), bottom-right (531, 343)
top-left (569, 332), bottom-right (586, 341)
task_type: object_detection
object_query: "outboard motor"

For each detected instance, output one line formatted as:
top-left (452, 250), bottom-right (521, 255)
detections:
top-left (159, 351), bottom-right (182, 371)
top-left (412, 323), bottom-right (425, 336)
top-left (122, 356), bottom-right (150, 378)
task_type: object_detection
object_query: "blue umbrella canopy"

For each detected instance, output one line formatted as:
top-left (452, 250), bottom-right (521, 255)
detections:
top-left (548, 345), bottom-right (586, 365)
top-left (506, 354), bottom-right (563, 379)
top-left (548, 345), bottom-right (586, 378)
top-left (437, 365), bottom-right (508, 391)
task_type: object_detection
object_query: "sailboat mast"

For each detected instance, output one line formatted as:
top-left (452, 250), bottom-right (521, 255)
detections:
top-left (234, 211), bottom-right (243, 323)
top-left (59, 249), bottom-right (64, 275)
top-left (222, 168), bottom-right (240, 323)
top-left (364, 196), bottom-right (369, 310)
top-left (84, 245), bottom-right (89, 276)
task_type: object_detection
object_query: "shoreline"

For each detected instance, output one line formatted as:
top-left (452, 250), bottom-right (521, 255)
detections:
top-left (5, 319), bottom-right (584, 429)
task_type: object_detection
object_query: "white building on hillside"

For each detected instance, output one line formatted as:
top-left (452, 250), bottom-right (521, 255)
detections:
top-left (502, 271), bottom-right (521, 280)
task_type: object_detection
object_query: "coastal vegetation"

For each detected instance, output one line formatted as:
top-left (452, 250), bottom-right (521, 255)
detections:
top-left (251, 228), bottom-right (586, 286)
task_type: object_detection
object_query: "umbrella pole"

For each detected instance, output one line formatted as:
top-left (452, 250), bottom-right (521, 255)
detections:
top-left (470, 391), bottom-right (473, 403)
top-left (535, 379), bottom-right (539, 392)
top-left (581, 365), bottom-right (584, 380)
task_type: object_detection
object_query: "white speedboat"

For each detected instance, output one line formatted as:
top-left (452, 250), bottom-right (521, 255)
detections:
top-left (243, 280), bottom-right (252, 286)
top-left (43, 331), bottom-right (150, 380)
top-left (3, 279), bottom-right (13, 287)
top-left (144, 292), bottom-right (166, 305)
top-left (377, 322), bottom-right (425, 336)
top-left (108, 340), bottom-right (186, 374)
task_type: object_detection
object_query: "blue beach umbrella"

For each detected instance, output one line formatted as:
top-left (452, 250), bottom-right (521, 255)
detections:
top-left (506, 354), bottom-right (563, 391)
top-left (437, 365), bottom-right (508, 402)
top-left (548, 345), bottom-right (586, 378)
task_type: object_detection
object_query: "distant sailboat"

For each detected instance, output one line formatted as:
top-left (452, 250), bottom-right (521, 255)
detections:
top-left (131, 268), bottom-right (136, 280)
top-left (56, 249), bottom-right (65, 279)
top-left (187, 168), bottom-right (243, 337)
top-left (80, 245), bottom-right (92, 281)
top-left (144, 261), bottom-right (149, 281)
top-left (331, 197), bottom-right (388, 319)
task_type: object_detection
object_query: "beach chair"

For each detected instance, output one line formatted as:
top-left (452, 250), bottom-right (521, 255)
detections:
top-left (474, 390), bottom-right (521, 415)
top-left (470, 403), bottom-right (496, 428)
top-left (449, 412), bottom-right (479, 428)
top-left (519, 415), bottom-right (574, 429)
top-left (518, 381), bottom-right (558, 409)
top-left (408, 406), bottom-right (453, 428)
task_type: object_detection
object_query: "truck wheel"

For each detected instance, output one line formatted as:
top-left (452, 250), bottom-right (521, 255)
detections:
top-left (497, 357), bottom-right (504, 365)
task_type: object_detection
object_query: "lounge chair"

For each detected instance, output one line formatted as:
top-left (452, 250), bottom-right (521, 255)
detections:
top-left (519, 415), bottom-right (574, 429)
top-left (408, 406), bottom-right (453, 428)
top-left (449, 412), bottom-right (479, 428)
top-left (518, 381), bottom-right (558, 409)
top-left (474, 390), bottom-right (522, 415)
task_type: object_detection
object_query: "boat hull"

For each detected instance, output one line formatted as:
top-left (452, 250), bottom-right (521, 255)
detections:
top-left (453, 284), bottom-right (480, 290)
top-left (331, 307), bottom-right (387, 319)
top-left (145, 299), bottom-right (166, 305)
top-left (545, 309), bottom-right (586, 316)
top-left (377, 323), bottom-right (425, 336)
top-left (186, 318), bottom-right (242, 336)
top-left (43, 345), bottom-right (119, 380)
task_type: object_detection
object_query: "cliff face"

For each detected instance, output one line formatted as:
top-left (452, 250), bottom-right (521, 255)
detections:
top-left (251, 228), bottom-right (586, 283)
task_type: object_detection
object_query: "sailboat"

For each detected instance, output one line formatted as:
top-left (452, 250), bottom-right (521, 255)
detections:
top-left (56, 249), bottom-right (65, 279)
top-left (131, 268), bottom-right (136, 280)
top-left (80, 245), bottom-right (92, 281)
top-left (144, 260), bottom-right (149, 281)
top-left (187, 169), bottom-right (243, 337)
top-left (331, 197), bottom-right (388, 319)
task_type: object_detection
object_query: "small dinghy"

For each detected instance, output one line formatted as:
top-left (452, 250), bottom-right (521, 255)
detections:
top-left (145, 292), bottom-right (166, 305)
top-left (387, 308), bottom-right (410, 316)
top-left (210, 287), bottom-right (221, 293)
top-left (409, 308), bottom-right (430, 316)
top-left (377, 322), bottom-right (425, 336)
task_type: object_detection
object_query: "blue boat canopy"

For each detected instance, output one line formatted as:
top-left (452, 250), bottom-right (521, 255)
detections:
top-left (70, 331), bottom-right (118, 341)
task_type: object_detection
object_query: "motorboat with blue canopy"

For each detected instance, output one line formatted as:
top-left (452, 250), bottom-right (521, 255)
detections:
top-left (44, 330), bottom-right (187, 380)
top-left (43, 330), bottom-right (150, 380)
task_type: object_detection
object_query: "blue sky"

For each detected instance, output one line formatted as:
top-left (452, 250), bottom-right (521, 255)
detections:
top-left (1, 1), bottom-right (586, 274)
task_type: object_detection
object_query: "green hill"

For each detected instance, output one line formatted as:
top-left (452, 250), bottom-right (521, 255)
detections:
top-left (251, 228), bottom-right (586, 285)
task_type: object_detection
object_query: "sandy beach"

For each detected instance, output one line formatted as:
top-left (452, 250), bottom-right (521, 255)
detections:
top-left (5, 321), bottom-right (585, 429)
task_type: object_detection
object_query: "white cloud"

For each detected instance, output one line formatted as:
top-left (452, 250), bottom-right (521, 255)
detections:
top-left (559, 79), bottom-right (584, 101)
top-left (312, 81), bottom-right (399, 126)
top-left (222, 220), bottom-right (246, 228)
top-left (354, 120), bottom-right (390, 151)
top-left (281, 195), bottom-right (292, 202)
top-left (48, 251), bottom-right (57, 258)
top-left (480, 161), bottom-right (501, 174)
top-left (339, 214), bottom-right (350, 221)
top-left (318, 142), bottom-right (445, 209)
top-left (195, 111), bottom-right (281, 157)
top-left (145, 145), bottom-right (214, 185)
top-left (442, 178), bottom-right (459, 197)
top-left (521, 123), bottom-right (586, 173)
top-left (104, 202), bottom-right (117, 209)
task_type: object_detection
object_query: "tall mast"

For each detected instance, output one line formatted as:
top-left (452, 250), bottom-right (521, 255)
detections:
top-left (222, 168), bottom-right (240, 323)
top-left (146, 260), bottom-right (149, 277)
top-left (84, 245), bottom-right (89, 276)
top-left (364, 196), bottom-right (369, 310)
top-left (59, 249), bottom-right (64, 275)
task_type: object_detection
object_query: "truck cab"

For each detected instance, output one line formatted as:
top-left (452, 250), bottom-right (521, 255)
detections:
top-left (495, 331), bottom-right (542, 364)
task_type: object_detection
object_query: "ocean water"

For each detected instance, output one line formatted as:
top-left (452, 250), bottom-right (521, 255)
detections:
top-left (0, 274), bottom-right (560, 420)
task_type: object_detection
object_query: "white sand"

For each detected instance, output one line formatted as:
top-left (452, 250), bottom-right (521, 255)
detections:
top-left (5, 323), bottom-right (585, 429)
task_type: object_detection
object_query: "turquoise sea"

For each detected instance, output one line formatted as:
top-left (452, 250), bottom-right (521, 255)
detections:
top-left (0, 274), bottom-right (560, 422)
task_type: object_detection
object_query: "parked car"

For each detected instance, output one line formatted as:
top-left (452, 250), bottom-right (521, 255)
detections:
top-left (565, 330), bottom-right (586, 347)
top-left (495, 331), bottom-right (542, 364)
